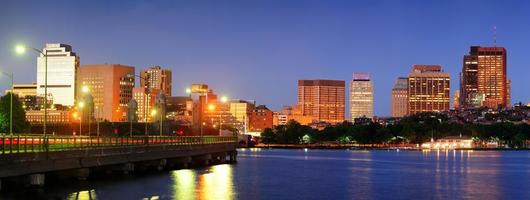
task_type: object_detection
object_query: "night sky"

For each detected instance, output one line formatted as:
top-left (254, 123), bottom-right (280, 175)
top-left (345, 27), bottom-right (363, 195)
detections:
top-left (1, 0), bottom-right (529, 117)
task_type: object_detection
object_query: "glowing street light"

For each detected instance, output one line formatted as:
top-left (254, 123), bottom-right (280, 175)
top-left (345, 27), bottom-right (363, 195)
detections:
top-left (78, 101), bottom-right (85, 136)
top-left (81, 85), bottom-right (90, 93)
top-left (15, 45), bottom-right (26, 54)
top-left (150, 109), bottom-right (157, 117)
top-left (185, 88), bottom-right (192, 94)
top-left (220, 96), bottom-right (228, 103)
top-left (207, 103), bottom-right (216, 111)
top-left (15, 44), bottom-right (49, 136)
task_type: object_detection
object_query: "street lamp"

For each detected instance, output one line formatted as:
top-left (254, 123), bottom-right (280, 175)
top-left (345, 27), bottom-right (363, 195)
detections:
top-left (130, 74), bottom-right (150, 136)
top-left (218, 96), bottom-right (228, 136)
top-left (0, 70), bottom-right (14, 135)
top-left (151, 109), bottom-right (163, 136)
top-left (78, 101), bottom-right (85, 136)
top-left (15, 44), bottom-right (49, 136)
top-left (81, 86), bottom-right (91, 137)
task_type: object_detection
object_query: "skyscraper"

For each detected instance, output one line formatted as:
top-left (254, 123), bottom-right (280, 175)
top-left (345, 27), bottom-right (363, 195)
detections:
top-left (461, 46), bottom-right (508, 109)
top-left (140, 66), bottom-right (172, 96)
top-left (37, 43), bottom-right (79, 106)
top-left (408, 65), bottom-right (450, 115)
top-left (78, 64), bottom-right (135, 122)
top-left (350, 73), bottom-right (373, 120)
top-left (391, 77), bottom-right (408, 117)
top-left (298, 80), bottom-right (345, 124)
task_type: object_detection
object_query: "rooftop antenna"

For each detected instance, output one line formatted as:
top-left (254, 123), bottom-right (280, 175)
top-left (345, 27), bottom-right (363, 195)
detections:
top-left (493, 26), bottom-right (497, 47)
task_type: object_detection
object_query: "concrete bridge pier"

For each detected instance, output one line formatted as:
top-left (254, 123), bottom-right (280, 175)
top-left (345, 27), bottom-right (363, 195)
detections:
top-left (168, 156), bottom-right (192, 169)
top-left (156, 159), bottom-right (167, 171)
top-left (75, 168), bottom-right (90, 180)
top-left (29, 174), bottom-right (45, 187)
top-left (121, 163), bottom-right (135, 174)
top-left (228, 151), bottom-right (237, 163)
top-left (194, 154), bottom-right (212, 166)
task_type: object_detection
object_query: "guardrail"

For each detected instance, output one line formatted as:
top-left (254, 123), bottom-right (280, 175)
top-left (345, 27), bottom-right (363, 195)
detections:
top-left (0, 134), bottom-right (237, 154)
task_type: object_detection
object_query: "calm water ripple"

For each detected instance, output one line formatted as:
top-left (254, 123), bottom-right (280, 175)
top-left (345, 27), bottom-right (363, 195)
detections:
top-left (3, 149), bottom-right (530, 200)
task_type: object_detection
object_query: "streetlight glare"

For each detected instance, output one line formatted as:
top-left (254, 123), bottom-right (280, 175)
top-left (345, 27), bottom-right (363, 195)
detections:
top-left (208, 104), bottom-right (216, 111)
top-left (186, 88), bottom-right (192, 94)
top-left (151, 109), bottom-right (157, 116)
top-left (15, 45), bottom-right (26, 54)
top-left (78, 101), bottom-right (85, 108)
top-left (221, 96), bottom-right (228, 103)
top-left (82, 85), bottom-right (90, 93)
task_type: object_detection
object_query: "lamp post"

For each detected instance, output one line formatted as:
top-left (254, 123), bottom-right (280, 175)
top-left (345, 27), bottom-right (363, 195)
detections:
top-left (81, 86), bottom-right (91, 137)
top-left (1, 71), bottom-right (14, 135)
top-left (16, 45), bottom-right (49, 136)
top-left (133, 74), bottom-right (150, 136)
top-left (78, 101), bottom-right (85, 136)
top-left (219, 96), bottom-right (228, 136)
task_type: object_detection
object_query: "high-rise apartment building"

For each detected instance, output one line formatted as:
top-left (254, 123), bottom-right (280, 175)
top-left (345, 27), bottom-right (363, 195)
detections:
top-left (350, 73), bottom-right (374, 120)
top-left (298, 80), bottom-right (345, 124)
top-left (37, 43), bottom-right (79, 106)
top-left (391, 77), bottom-right (408, 117)
top-left (140, 66), bottom-right (172, 96)
top-left (408, 65), bottom-right (450, 115)
top-left (461, 46), bottom-right (508, 109)
top-left (78, 64), bottom-right (135, 122)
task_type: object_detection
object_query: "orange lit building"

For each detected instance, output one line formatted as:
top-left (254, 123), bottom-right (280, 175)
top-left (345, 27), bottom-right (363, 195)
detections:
top-left (298, 80), bottom-right (345, 124)
top-left (391, 77), bottom-right (408, 117)
top-left (408, 65), bottom-right (450, 115)
top-left (249, 105), bottom-right (273, 132)
top-left (461, 46), bottom-right (508, 109)
top-left (140, 66), bottom-right (172, 96)
top-left (78, 64), bottom-right (135, 122)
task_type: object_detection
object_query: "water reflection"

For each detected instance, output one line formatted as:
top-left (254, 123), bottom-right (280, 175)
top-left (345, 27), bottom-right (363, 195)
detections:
top-left (68, 189), bottom-right (97, 200)
top-left (171, 164), bottom-right (234, 200)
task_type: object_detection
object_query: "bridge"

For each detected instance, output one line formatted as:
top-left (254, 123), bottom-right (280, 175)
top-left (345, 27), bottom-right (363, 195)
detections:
top-left (0, 134), bottom-right (237, 189)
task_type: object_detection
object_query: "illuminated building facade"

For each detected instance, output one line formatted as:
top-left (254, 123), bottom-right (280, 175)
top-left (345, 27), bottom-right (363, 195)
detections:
top-left (407, 65), bottom-right (450, 115)
top-left (78, 64), bottom-right (135, 122)
top-left (249, 105), bottom-right (273, 132)
top-left (133, 87), bottom-right (158, 122)
top-left (298, 80), bottom-right (345, 124)
top-left (350, 73), bottom-right (373, 120)
top-left (461, 46), bottom-right (508, 109)
top-left (26, 109), bottom-right (71, 124)
top-left (391, 77), bottom-right (408, 117)
top-left (166, 96), bottom-right (193, 125)
top-left (140, 66), bottom-right (172, 96)
top-left (4, 83), bottom-right (37, 97)
top-left (37, 43), bottom-right (79, 106)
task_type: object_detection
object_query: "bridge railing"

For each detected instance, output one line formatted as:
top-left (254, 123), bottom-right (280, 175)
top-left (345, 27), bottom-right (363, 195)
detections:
top-left (0, 135), bottom-right (237, 154)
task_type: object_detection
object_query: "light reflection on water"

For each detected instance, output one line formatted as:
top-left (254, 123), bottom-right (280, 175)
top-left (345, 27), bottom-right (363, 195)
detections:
top-left (4, 149), bottom-right (530, 199)
top-left (171, 165), bottom-right (234, 200)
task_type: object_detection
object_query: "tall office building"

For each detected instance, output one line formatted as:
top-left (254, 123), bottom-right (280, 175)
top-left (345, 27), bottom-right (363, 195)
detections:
top-left (350, 73), bottom-right (374, 120)
top-left (140, 66), bottom-right (172, 96)
top-left (37, 43), bottom-right (79, 106)
top-left (408, 65), bottom-right (450, 115)
top-left (461, 46), bottom-right (508, 109)
top-left (391, 77), bottom-right (408, 117)
top-left (78, 64), bottom-right (135, 122)
top-left (298, 80), bottom-right (345, 124)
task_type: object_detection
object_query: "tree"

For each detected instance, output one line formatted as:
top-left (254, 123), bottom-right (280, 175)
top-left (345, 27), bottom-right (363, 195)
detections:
top-left (0, 93), bottom-right (27, 133)
top-left (261, 128), bottom-right (275, 144)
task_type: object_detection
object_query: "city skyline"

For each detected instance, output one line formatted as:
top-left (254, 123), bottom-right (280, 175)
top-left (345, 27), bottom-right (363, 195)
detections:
top-left (1, 1), bottom-right (530, 117)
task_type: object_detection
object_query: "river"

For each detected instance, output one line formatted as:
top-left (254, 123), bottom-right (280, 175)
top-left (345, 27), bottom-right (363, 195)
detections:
top-left (3, 149), bottom-right (530, 199)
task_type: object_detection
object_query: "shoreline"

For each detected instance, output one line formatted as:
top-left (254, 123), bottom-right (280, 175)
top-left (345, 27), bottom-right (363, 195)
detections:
top-left (248, 144), bottom-right (528, 151)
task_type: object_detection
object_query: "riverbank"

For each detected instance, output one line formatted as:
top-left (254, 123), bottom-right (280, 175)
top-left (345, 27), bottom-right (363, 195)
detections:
top-left (252, 143), bottom-right (527, 151)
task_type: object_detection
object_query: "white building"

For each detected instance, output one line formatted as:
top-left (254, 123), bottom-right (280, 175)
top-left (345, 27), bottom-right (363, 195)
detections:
top-left (37, 43), bottom-right (79, 106)
top-left (350, 73), bottom-right (374, 120)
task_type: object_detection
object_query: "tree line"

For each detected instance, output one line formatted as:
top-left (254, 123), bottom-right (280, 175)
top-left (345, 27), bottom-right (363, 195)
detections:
top-left (261, 112), bottom-right (530, 148)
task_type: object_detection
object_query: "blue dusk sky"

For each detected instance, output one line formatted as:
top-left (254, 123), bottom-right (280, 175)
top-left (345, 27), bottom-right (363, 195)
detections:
top-left (0, 0), bottom-right (529, 117)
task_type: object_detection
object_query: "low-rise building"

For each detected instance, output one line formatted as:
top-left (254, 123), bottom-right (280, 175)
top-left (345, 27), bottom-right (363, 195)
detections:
top-left (421, 136), bottom-right (473, 149)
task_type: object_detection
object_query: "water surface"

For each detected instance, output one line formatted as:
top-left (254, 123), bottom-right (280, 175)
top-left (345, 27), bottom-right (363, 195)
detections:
top-left (4, 149), bottom-right (530, 199)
